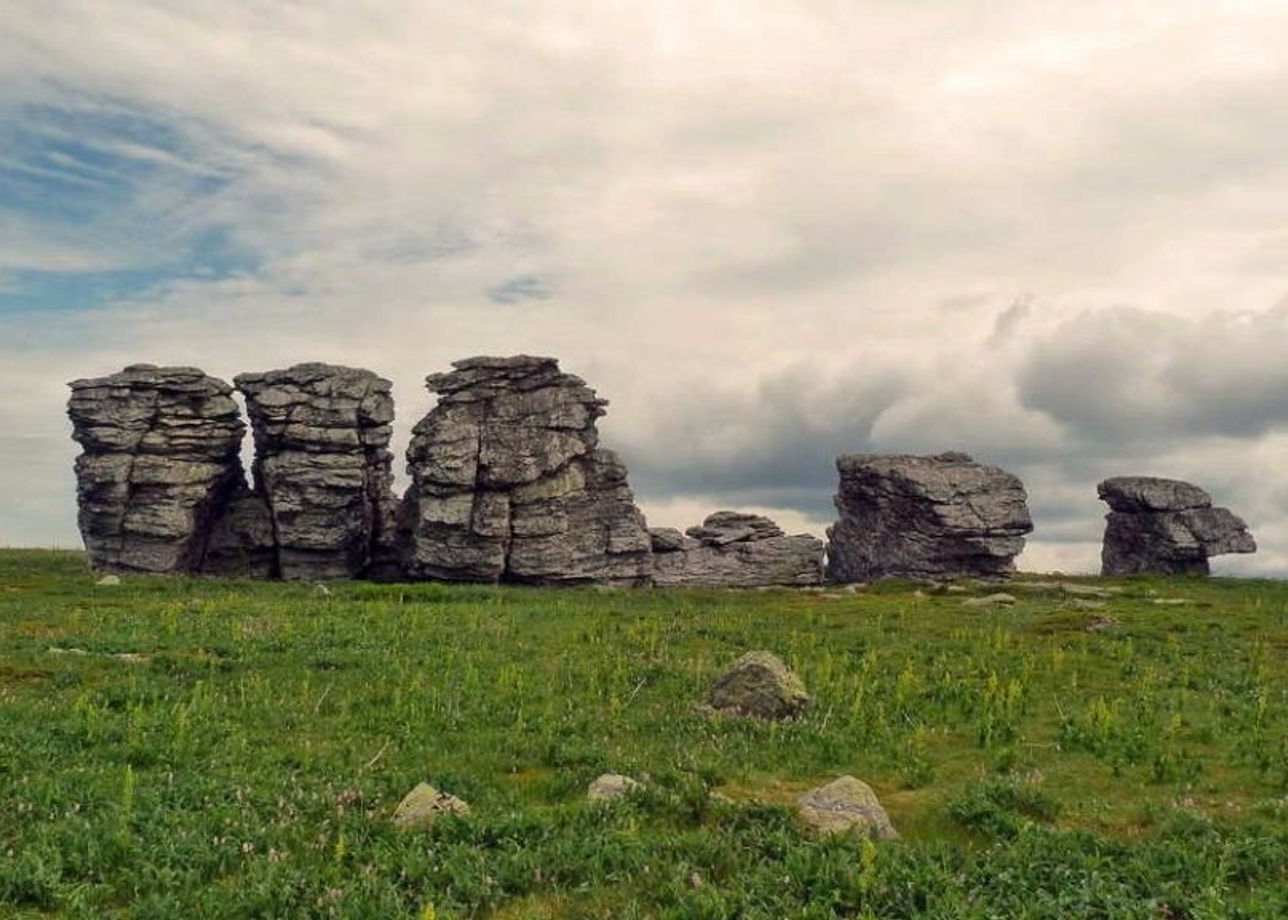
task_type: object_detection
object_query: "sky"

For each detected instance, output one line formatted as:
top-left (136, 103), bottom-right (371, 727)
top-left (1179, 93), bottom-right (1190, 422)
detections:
top-left (3, 1), bottom-right (1288, 575)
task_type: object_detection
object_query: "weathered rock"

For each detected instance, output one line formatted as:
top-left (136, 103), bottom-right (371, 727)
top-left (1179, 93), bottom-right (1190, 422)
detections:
top-left (1097, 477), bottom-right (1255, 576)
top-left (826, 452), bottom-right (1033, 582)
top-left (391, 782), bottom-right (470, 830)
top-left (703, 650), bottom-right (810, 720)
top-left (797, 776), bottom-right (898, 838)
top-left (67, 365), bottom-right (246, 573)
top-left (587, 773), bottom-right (642, 803)
top-left (650, 512), bottom-right (824, 587)
top-left (235, 364), bottom-right (400, 580)
top-left (960, 592), bottom-right (1017, 608)
top-left (398, 356), bottom-right (652, 585)
top-left (95, 574), bottom-right (121, 586)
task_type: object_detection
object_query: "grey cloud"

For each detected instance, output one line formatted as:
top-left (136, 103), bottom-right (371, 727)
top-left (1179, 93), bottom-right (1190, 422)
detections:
top-left (613, 364), bottom-right (912, 518)
top-left (1018, 306), bottom-right (1288, 443)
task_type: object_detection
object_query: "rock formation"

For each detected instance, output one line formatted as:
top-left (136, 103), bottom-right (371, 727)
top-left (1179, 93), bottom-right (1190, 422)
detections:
top-left (649, 511), bottom-right (824, 587)
top-left (826, 452), bottom-right (1033, 582)
top-left (398, 356), bottom-right (653, 585)
top-left (67, 365), bottom-right (245, 573)
top-left (235, 363), bottom-right (400, 580)
top-left (1097, 476), bottom-right (1255, 575)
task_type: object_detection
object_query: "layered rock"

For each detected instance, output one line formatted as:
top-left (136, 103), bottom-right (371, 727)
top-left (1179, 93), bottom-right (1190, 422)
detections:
top-left (235, 363), bottom-right (399, 580)
top-left (398, 356), bottom-right (652, 585)
top-left (826, 452), bottom-right (1033, 582)
top-left (1097, 476), bottom-right (1255, 576)
top-left (650, 511), bottom-right (824, 587)
top-left (67, 365), bottom-right (245, 573)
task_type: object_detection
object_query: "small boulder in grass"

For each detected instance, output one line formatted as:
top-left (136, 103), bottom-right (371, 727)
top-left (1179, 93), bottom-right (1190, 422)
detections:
top-left (587, 773), bottom-right (641, 804)
top-left (391, 782), bottom-right (470, 830)
top-left (96, 574), bottom-right (121, 586)
top-left (797, 776), bottom-right (898, 838)
top-left (702, 650), bottom-right (810, 720)
top-left (961, 593), bottom-right (1016, 608)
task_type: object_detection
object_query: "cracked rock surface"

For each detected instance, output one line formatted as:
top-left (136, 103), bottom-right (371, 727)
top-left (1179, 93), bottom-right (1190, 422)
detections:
top-left (1097, 476), bottom-right (1255, 575)
top-left (235, 363), bottom-right (399, 580)
top-left (826, 452), bottom-right (1033, 582)
top-left (67, 365), bottom-right (246, 573)
top-left (650, 512), bottom-right (823, 587)
top-left (398, 355), bottom-right (652, 585)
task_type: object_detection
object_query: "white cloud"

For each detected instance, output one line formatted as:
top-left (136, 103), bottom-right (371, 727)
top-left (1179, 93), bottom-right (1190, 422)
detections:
top-left (2, 1), bottom-right (1288, 573)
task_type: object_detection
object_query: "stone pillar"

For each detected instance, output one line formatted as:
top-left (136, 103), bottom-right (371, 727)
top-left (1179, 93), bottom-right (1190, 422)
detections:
top-left (67, 365), bottom-right (245, 573)
top-left (399, 355), bottom-right (652, 585)
top-left (235, 363), bottom-right (399, 580)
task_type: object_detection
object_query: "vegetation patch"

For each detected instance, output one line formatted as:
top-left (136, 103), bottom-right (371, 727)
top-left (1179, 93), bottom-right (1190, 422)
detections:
top-left (3, 550), bottom-right (1288, 918)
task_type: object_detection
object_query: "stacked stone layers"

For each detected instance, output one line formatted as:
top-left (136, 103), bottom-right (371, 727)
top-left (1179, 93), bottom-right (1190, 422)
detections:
top-left (235, 364), bottom-right (399, 580)
top-left (650, 511), bottom-right (824, 587)
top-left (399, 356), bottom-right (652, 585)
top-left (826, 452), bottom-right (1033, 582)
top-left (67, 365), bottom-right (245, 573)
top-left (1097, 476), bottom-right (1255, 575)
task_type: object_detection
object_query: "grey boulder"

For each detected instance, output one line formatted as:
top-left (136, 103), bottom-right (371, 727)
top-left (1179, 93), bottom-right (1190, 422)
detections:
top-left (826, 452), bottom-right (1033, 582)
top-left (1097, 477), bottom-right (1255, 575)
top-left (702, 650), bottom-right (810, 720)
top-left (797, 776), bottom-right (898, 838)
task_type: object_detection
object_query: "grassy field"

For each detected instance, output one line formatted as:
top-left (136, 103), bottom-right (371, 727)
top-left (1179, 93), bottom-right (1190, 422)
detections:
top-left (3, 549), bottom-right (1288, 918)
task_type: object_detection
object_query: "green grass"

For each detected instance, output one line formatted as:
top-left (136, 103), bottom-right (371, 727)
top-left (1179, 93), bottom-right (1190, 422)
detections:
top-left (3, 549), bottom-right (1288, 918)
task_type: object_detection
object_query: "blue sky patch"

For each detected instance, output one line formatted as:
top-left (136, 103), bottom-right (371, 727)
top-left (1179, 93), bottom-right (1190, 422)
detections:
top-left (0, 99), bottom-right (255, 313)
top-left (486, 274), bottom-right (553, 304)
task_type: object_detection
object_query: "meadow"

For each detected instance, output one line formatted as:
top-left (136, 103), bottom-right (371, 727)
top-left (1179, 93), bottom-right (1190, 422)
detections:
top-left (3, 549), bottom-right (1288, 918)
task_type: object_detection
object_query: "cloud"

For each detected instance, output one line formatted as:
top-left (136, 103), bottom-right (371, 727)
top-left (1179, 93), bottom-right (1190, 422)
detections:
top-left (2, 2), bottom-right (1288, 576)
top-left (1018, 306), bottom-right (1288, 443)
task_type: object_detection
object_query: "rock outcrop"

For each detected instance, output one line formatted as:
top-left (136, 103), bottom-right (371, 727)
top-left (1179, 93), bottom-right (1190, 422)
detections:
top-left (235, 364), bottom-right (400, 580)
top-left (1097, 476), bottom-right (1255, 575)
top-left (67, 365), bottom-right (245, 573)
top-left (650, 512), bottom-right (823, 587)
top-left (398, 356), bottom-right (652, 585)
top-left (826, 452), bottom-right (1033, 582)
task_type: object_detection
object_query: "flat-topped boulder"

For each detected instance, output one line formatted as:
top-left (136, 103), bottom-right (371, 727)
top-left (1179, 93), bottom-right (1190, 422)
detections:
top-left (398, 355), bottom-right (652, 585)
top-left (1097, 476), bottom-right (1255, 575)
top-left (67, 365), bottom-right (245, 573)
top-left (650, 512), bottom-right (823, 587)
top-left (826, 452), bottom-right (1033, 582)
top-left (235, 363), bottom-right (399, 580)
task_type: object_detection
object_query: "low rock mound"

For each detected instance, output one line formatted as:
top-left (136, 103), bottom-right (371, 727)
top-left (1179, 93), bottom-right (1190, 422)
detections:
top-left (650, 512), bottom-right (823, 587)
top-left (702, 650), bottom-right (810, 720)
top-left (826, 452), bottom-right (1033, 582)
top-left (1097, 477), bottom-right (1255, 576)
